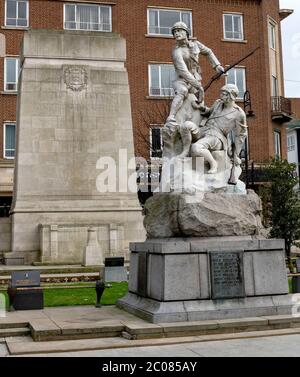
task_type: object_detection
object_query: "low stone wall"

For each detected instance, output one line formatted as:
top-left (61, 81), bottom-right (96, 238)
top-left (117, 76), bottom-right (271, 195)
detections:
top-left (39, 223), bottom-right (128, 264)
top-left (0, 217), bottom-right (11, 253)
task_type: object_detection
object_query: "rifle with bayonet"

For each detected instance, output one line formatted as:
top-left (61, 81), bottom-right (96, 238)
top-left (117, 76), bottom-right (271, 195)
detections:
top-left (228, 137), bottom-right (237, 186)
top-left (204, 46), bottom-right (260, 92)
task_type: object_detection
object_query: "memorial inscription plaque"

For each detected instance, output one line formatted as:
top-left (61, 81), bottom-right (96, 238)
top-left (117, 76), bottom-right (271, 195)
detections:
top-left (8, 271), bottom-right (44, 310)
top-left (210, 251), bottom-right (245, 299)
top-left (11, 271), bottom-right (40, 288)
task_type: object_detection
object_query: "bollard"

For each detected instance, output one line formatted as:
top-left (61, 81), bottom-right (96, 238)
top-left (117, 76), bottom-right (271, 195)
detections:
top-left (95, 280), bottom-right (105, 308)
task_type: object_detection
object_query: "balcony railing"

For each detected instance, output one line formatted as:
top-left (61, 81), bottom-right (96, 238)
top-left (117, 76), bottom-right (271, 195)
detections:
top-left (271, 96), bottom-right (292, 122)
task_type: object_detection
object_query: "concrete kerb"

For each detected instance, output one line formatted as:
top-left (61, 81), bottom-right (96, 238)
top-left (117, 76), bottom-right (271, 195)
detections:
top-left (7, 327), bottom-right (300, 356)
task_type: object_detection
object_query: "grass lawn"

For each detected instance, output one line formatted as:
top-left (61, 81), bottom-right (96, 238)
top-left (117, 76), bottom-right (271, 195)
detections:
top-left (0, 282), bottom-right (128, 308)
top-left (0, 279), bottom-right (294, 309)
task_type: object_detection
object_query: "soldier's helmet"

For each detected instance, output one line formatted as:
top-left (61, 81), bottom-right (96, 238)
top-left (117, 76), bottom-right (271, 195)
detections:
top-left (221, 84), bottom-right (239, 100)
top-left (171, 22), bottom-right (190, 38)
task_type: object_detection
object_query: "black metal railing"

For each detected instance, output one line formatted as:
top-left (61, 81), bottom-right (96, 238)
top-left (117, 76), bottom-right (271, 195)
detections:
top-left (240, 162), bottom-right (269, 188)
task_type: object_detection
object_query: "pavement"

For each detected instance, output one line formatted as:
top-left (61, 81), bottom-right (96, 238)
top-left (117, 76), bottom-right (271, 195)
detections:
top-left (13, 333), bottom-right (300, 357)
top-left (1, 305), bottom-right (300, 356)
top-left (2, 333), bottom-right (300, 357)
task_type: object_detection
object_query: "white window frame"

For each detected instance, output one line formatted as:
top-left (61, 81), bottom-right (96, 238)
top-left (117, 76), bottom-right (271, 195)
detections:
top-left (271, 75), bottom-right (278, 97)
top-left (5, 0), bottom-right (29, 28)
top-left (225, 67), bottom-right (246, 100)
top-left (287, 135), bottom-right (295, 152)
top-left (3, 122), bottom-right (16, 159)
top-left (274, 131), bottom-right (281, 158)
top-left (148, 63), bottom-right (174, 97)
top-left (223, 13), bottom-right (244, 41)
top-left (4, 57), bottom-right (19, 92)
top-left (269, 21), bottom-right (276, 50)
top-left (147, 8), bottom-right (192, 37)
top-left (63, 3), bottom-right (112, 32)
top-left (149, 125), bottom-right (163, 159)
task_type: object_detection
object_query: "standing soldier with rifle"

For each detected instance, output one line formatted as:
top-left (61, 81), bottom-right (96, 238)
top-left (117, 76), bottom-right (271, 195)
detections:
top-left (167, 22), bottom-right (225, 123)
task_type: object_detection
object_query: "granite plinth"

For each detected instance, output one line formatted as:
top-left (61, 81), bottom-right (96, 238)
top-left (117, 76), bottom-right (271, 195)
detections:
top-left (117, 293), bottom-right (295, 323)
top-left (117, 236), bottom-right (290, 323)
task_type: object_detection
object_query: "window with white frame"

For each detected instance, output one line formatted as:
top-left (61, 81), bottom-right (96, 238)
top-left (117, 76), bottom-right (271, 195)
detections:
top-left (3, 123), bottom-right (16, 159)
top-left (225, 67), bottom-right (246, 100)
top-left (272, 75), bottom-right (278, 97)
top-left (269, 21), bottom-right (276, 50)
top-left (149, 64), bottom-right (175, 97)
top-left (64, 3), bottom-right (112, 32)
top-left (223, 13), bottom-right (244, 40)
top-left (148, 8), bottom-right (192, 36)
top-left (5, 0), bottom-right (28, 27)
top-left (150, 127), bottom-right (163, 158)
top-left (287, 135), bottom-right (296, 152)
top-left (4, 57), bottom-right (19, 92)
top-left (274, 131), bottom-right (281, 158)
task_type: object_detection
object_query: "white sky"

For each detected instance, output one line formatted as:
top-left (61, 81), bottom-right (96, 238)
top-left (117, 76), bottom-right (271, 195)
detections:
top-left (280, 0), bottom-right (300, 97)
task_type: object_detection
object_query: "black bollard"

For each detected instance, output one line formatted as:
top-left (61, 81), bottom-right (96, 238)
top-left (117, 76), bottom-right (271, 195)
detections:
top-left (95, 279), bottom-right (105, 308)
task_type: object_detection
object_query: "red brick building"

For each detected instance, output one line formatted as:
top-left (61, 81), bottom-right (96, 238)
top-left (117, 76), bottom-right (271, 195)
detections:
top-left (0, 0), bottom-right (294, 208)
top-left (290, 98), bottom-right (300, 118)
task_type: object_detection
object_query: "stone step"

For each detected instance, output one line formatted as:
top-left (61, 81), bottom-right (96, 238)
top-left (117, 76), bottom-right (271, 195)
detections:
top-left (0, 322), bottom-right (29, 330)
top-left (122, 315), bottom-right (300, 340)
top-left (30, 321), bottom-right (125, 342)
top-left (6, 327), bottom-right (300, 355)
top-left (26, 314), bottom-right (300, 342)
top-left (0, 327), bottom-right (30, 337)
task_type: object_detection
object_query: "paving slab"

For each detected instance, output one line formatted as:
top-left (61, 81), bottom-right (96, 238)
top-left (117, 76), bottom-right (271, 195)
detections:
top-left (30, 318), bottom-right (61, 341)
top-left (0, 343), bottom-right (8, 357)
top-left (15, 333), bottom-right (300, 357)
top-left (159, 320), bottom-right (219, 333)
top-left (6, 336), bottom-right (130, 355)
top-left (262, 314), bottom-right (300, 324)
top-left (124, 323), bottom-right (163, 335)
top-left (2, 304), bottom-right (300, 347)
top-left (217, 317), bottom-right (269, 328)
top-left (184, 333), bottom-right (300, 357)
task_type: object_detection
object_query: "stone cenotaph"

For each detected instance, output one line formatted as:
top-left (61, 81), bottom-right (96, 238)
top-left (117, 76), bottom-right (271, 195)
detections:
top-left (6, 30), bottom-right (145, 265)
top-left (118, 22), bottom-right (294, 322)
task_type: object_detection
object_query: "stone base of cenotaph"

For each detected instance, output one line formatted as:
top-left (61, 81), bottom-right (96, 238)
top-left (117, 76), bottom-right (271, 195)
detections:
top-left (117, 236), bottom-right (294, 323)
top-left (6, 30), bottom-right (145, 264)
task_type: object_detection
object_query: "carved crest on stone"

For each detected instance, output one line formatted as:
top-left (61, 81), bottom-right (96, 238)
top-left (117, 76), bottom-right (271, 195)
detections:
top-left (63, 66), bottom-right (88, 92)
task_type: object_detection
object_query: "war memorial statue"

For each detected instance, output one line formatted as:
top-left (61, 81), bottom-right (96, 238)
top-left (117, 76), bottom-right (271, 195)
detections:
top-left (167, 21), bottom-right (224, 123)
top-left (118, 22), bottom-right (292, 323)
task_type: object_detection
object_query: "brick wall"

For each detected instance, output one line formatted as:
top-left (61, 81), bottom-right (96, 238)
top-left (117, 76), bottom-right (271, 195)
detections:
top-left (290, 98), bottom-right (300, 118)
top-left (0, 0), bottom-right (288, 168)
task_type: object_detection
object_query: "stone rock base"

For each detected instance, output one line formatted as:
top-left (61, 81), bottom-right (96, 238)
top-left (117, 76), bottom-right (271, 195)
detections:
top-left (144, 190), bottom-right (263, 238)
top-left (117, 293), bottom-right (295, 323)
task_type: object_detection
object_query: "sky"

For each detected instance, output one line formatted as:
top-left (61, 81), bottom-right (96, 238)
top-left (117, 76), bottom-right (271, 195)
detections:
top-left (280, 0), bottom-right (300, 97)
